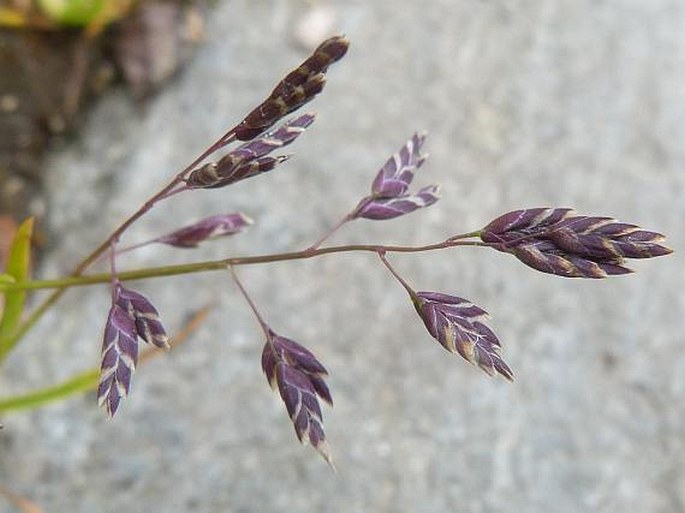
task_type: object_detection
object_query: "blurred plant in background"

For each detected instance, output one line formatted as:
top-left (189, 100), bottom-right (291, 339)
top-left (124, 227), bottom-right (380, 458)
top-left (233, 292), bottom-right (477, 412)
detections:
top-left (0, 0), bottom-right (204, 256)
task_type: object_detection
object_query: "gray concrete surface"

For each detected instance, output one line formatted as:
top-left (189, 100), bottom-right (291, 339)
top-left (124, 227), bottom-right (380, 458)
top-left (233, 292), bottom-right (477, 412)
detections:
top-left (2, 0), bottom-right (685, 512)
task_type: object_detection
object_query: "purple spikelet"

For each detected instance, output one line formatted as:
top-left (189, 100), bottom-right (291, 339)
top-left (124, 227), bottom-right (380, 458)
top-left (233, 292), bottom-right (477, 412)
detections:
top-left (97, 299), bottom-right (139, 417)
top-left (187, 113), bottom-right (315, 189)
top-left (412, 291), bottom-right (514, 381)
top-left (352, 133), bottom-right (440, 221)
top-left (481, 207), bottom-right (672, 278)
top-left (371, 132), bottom-right (427, 197)
top-left (154, 213), bottom-right (253, 248)
top-left (98, 283), bottom-right (169, 417)
top-left (234, 36), bottom-right (349, 141)
top-left (116, 285), bottom-right (169, 350)
top-left (353, 185), bottom-right (440, 220)
top-left (261, 330), bottom-right (333, 465)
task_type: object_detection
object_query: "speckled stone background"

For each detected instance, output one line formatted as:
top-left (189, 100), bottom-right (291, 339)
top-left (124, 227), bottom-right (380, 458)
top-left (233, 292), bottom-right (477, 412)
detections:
top-left (2, 1), bottom-right (684, 512)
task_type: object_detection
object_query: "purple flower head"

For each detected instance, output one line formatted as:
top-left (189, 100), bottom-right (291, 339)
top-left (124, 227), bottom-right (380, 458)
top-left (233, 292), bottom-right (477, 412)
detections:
top-left (234, 35), bottom-right (349, 141)
top-left (98, 283), bottom-right (169, 417)
top-left (371, 132), bottom-right (427, 198)
top-left (155, 213), bottom-right (253, 248)
top-left (352, 133), bottom-right (439, 221)
top-left (261, 330), bottom-right (333, 464)
top-left (412, 291), bottom-right (514, 381)
top-left (116, 285), bottom-right (169, 350)
top-left (353, 185), bottom-right (440, 221)
top-left (187, 113), bottom-right (314, 189)
top-left (481, 207), bottom-right (672, 278)
top-left (230, 112), bottom-right (316, 164)
top-left (97, 298), bottom-right (139, 417)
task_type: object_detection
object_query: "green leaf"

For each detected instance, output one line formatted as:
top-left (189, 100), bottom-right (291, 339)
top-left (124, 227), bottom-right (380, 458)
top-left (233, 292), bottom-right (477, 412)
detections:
top-left (37, 0), bottom-right (133, 28)
top-left (37, 0), bottom-right (106, 26)
top-left (0, 7), bottom-right (28, 28)
top-left (0, 369), bottom-right (98, 413)
top-left (0, 218), bottom-right (33, 359)
top-left (0, 274), bottom-right (16, 289)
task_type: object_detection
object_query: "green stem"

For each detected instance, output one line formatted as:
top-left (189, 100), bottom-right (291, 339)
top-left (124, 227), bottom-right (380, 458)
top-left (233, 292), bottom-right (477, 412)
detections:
top-left (0, 239), bottom-right (484, 411)
top-left (0, 240), bottom-right (485, 293)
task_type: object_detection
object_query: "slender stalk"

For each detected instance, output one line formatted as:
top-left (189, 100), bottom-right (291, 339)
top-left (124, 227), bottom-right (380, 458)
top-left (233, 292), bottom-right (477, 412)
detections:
top-left (113, 240), bottom-right (156, 257)
top-left (109, 240), bottom-right (118, 298)
top-left (305, 213), bottom-right (353, 252)
top-left (157, 183), bottom-right (191, 201)
top-left (446, 230), bottom-right (481, 242)
top-left (228, 266), bottom-right (270, 338)
top-left (0, 240), bottom-right (486, 293)
top-left (377, 251), bottom-right (415, 296)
